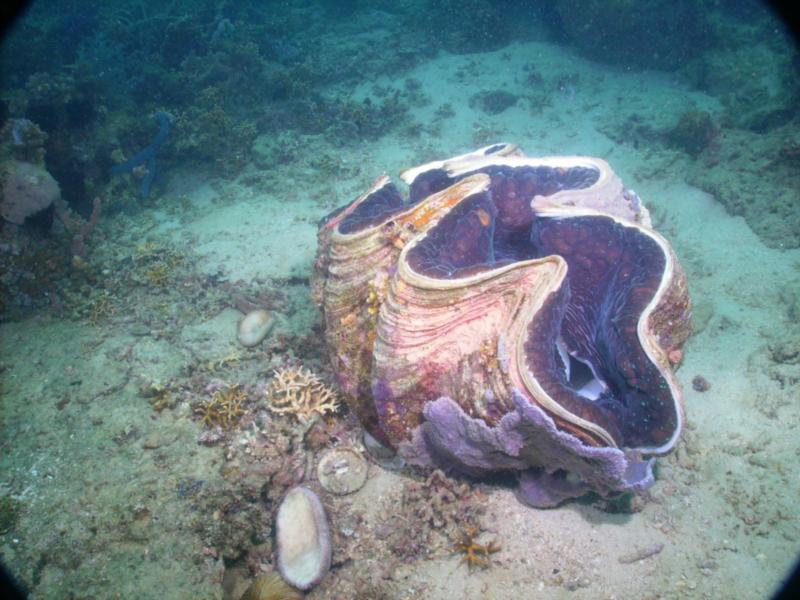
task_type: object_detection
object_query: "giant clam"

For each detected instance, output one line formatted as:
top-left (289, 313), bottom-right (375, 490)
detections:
top-left (312, 144), bottom-right (691, 507)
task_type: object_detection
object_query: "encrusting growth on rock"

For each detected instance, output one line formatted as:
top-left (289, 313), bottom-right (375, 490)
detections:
top-left (265, 366), bottom-right (339, 423)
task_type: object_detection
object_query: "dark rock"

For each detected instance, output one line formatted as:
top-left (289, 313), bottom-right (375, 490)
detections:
top-left (768, 341), bottom-right (799, 365)
top-left (667, 111), bottom-right (717, 157)
top-left (470, 90), bottom-right (519, 115)
top-left (691, 375), bottom-right (711, 392)
top-left (553, 0), bottom-right (713, 70)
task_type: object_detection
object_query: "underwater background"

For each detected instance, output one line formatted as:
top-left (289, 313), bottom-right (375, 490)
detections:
top-left (0, 0), bottom-right (799, 598)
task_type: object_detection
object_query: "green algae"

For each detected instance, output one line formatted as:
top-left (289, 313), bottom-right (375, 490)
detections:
top-left (0, 495), bottom-right (22, 534)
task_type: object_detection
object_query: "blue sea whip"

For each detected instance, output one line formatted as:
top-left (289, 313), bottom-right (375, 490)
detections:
top-left (111, 111), bottom-right (170, 197)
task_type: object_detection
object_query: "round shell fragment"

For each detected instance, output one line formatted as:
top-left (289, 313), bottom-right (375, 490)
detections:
top-left (316, 448), bottom-right (368, 495)
top-left (275, 486), bottom-right (331, 591)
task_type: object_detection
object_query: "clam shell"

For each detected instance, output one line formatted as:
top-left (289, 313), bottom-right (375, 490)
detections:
top-left (237, 309), bottom-right (274, 347)
top-left (275, 486), bottom-right (331, 591)
top-left (312, 146), bottom-right (691, 504)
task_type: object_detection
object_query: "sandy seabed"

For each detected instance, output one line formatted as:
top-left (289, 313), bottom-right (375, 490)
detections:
top-left (2, 40), bottom-right (799, 600)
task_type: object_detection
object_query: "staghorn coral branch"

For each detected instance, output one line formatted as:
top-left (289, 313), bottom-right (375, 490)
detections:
top-left (265, 366), bottom-right (340, 423)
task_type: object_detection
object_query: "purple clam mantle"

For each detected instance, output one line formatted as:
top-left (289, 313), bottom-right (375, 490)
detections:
top-left (406, 394), bottom-right (655, 508)
top-left (313, 144), bottom-right (691, 507)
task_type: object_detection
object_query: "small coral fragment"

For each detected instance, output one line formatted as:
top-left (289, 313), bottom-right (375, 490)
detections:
top-left (145, 263), bottom-right (170, 286)
top-left (132, 242), bottom-right (184, 288)
top-left (141, 382), bottom-right (174, 412)
top-left (202, 351), bottom-right (243, 372)
top-left (86, 291), bottom-right (115, 325)
top-left (453, 526), bottom-right (501, 571)
top-left (265, 366), bottom-right (339, 423)
top-left (193, 383), bottom-right (247, 429)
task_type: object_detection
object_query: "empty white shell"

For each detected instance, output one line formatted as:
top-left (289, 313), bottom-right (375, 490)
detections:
top-left (237, 309), bottom-right (274, 347)
top-left (275, 486), bottom-right (331, 590)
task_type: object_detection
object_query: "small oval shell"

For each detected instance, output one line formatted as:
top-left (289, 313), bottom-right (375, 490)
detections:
top-left (275, 486), bottom-right (331, 591)
top-left (237, 309), bottom-right (274, 347)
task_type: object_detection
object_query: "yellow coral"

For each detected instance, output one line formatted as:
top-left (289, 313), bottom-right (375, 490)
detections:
top-left (87, 291), bottom-right (115, 325)
top-left (239, 571), bottom-right (302, 600)
top-left (142, 382), bottom-right (173, 412)
top-left (265, 366), bottom-right (339, 423)
top-left (194, 384), bottom-right (247, 429)
top-left (453, 526), bottom-right (501, 571)
top-left (134, 241), bottom-right (159, 258)
top-left (133, 242), bottom-right (184, 287)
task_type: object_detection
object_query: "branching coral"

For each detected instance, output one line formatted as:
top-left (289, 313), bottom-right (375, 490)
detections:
top-left (87, 291), bottom-right (116, 325)
top-left (265, 366), bottom-right (339, 423)
top-left (194, 384), bottom-right (247, 429)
